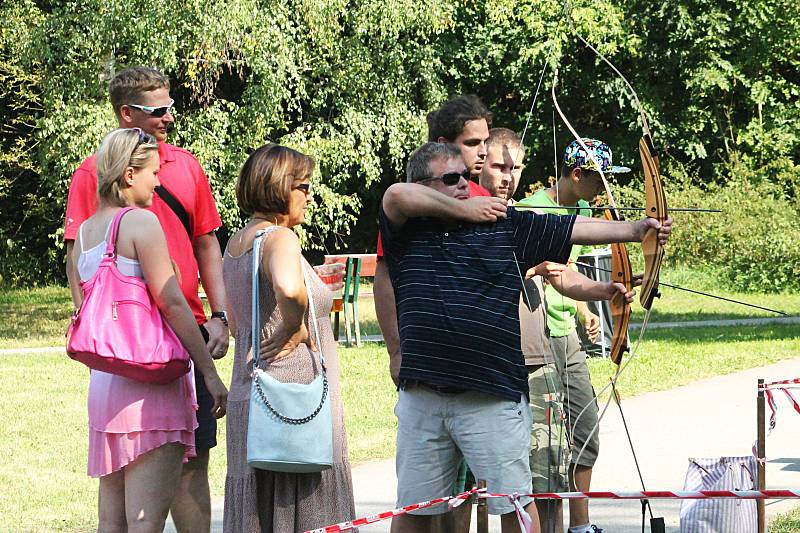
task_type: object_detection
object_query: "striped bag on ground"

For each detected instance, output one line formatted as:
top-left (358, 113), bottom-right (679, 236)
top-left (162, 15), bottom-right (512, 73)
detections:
top-left (679, 456), bottom-right (758, 533)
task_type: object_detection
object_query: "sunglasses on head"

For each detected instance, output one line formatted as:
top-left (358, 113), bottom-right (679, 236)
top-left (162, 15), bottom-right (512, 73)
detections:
top-left (128, 99), bottom-right (175, 118)
top-left (417, 169), bottom-right (470, 186)
top-left (129, 127), bottom-right (156, 144)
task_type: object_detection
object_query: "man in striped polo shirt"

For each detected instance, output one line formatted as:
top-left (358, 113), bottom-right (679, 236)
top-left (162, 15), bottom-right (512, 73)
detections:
top-left (381, 142), bottom-right (672, 533)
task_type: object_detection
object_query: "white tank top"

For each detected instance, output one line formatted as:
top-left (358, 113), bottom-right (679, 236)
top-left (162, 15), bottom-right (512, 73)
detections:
top-left (77, 219), bottom-right (143, 281)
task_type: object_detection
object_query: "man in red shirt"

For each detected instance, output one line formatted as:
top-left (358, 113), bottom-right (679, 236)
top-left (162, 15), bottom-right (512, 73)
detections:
top-left (64, 66), bottom-right (227, 532)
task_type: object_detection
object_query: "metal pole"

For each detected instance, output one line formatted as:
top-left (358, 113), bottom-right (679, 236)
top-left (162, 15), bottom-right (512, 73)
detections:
top-left (757, 378), bottom-right (766, 533)
top-left (477, 479), bottom-right (489, 533)
top-left (594, 252), bottom-right (608, 359)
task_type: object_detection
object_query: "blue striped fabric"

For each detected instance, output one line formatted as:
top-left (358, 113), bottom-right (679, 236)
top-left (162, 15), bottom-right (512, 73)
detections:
top-left (380, 206), bottom-right (576, 401)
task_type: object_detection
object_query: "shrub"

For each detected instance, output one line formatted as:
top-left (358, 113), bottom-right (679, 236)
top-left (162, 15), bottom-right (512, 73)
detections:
top-left (616, 158), bottom-right (800, 293)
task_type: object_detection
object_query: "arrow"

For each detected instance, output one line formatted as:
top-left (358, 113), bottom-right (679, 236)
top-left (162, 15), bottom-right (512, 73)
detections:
top-left (515, 206), bottom-right (721, 213)
top-left (573, 261), bottom-right (787, 316)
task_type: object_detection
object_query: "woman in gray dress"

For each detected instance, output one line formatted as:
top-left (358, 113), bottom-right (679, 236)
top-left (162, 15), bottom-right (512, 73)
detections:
top-left (222, 144), bottom-right (356, 532)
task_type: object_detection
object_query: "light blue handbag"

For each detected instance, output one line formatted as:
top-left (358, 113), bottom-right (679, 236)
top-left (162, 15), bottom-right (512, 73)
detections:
top-left (246, 228), bottom-right (333, 473)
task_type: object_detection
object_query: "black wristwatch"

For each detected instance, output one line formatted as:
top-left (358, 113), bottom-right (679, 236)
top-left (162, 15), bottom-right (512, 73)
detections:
top-left (210, 311), bottom-right (229, 327)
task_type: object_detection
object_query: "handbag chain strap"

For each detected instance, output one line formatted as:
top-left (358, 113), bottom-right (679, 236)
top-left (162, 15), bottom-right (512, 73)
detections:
top-left (250, 227), bottom-right (328, 425)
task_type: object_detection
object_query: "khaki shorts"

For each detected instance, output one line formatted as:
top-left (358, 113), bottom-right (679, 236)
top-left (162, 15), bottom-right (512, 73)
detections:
top-left (551, 331), bottom-right (600, 467)
top-left (395, 386), bottom-right (533, 515)
top-left (528, 364), bottom-right (570, 492)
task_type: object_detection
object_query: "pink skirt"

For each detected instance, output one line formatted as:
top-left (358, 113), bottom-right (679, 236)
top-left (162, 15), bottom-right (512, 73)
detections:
top-left (87, 368), bottom-right (198, 478)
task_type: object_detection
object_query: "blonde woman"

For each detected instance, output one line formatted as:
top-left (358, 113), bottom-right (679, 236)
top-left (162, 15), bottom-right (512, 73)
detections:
top-left (223, 144), bottom-right (355, 532)
top-left (67, 128), bottom-right (227, 533)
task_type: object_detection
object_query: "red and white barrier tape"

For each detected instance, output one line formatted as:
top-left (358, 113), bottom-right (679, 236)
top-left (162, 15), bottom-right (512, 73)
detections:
top-left (765, 387), bottom-right (800, 432)
top-left (759, 378), bottom-right (800, 390)
top-left (304, 489), bottom-right (800, 532)
top-left (304, 488), bottom-right (478, 533)
top-left (496, 489), bottom-right (800, 500)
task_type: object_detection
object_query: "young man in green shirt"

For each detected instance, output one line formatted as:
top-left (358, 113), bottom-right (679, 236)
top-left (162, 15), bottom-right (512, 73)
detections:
top-left (516, 138), bottom-right (631, 533)
top-left (485, 132), bottom-right (637, 533)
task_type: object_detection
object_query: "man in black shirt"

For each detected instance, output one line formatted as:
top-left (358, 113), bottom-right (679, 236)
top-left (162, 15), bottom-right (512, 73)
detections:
top-left (382, 142), bottom-right (672, 533)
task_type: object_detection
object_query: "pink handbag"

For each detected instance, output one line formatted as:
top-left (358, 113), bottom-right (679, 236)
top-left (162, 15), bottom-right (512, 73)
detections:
top-left (66, 207), bottom-right (191, 383)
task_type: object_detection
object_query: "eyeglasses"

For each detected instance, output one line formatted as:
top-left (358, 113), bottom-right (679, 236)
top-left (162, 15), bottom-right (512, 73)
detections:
top-left (125, 128), bottom-right (157, 167)
top-left (293, 183), bottom-right (312, 194)
top-left (417, 169), bottom-right (470, 186)
top-left (129, 127), bottom-right (157, 146)
top-left (128, 99), bottom-right (175, 118)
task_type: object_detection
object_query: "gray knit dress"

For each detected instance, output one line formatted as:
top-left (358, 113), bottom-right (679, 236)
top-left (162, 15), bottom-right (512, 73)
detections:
top-left (222, 234), bottom-right (356, 533)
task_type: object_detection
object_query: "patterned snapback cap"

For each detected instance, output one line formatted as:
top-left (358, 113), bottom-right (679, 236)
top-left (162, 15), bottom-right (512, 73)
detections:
top-left (564, 138), bottom-right (631, 174)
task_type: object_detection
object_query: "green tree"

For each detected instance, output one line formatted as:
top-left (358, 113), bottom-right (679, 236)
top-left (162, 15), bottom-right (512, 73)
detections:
top-left (1, 0), bottom-right (798, 289)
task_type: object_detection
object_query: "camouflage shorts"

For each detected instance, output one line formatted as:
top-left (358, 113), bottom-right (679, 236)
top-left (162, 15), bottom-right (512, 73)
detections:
top-left (528, 364), bottom-right (570, 493)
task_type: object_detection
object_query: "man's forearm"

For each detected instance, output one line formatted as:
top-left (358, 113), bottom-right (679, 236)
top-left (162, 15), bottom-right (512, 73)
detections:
top-left (382, 183), bottom-right (466, 225)
top-left (570, 216), bottom-right (640, 245)
top-left (374, 260), bottom-right (402, 380)
top-left (550, 268), bottom-right (611, 302)
top-left (65, 241), bottom-right (82, 308)
top-left (194, 232), bottom-right (226, 314)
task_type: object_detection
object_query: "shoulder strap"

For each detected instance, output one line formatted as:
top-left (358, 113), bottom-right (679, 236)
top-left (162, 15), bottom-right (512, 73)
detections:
top-left (302, 264), bottom-right (324, 364)
top-left (155, 185), bottom-right (192, 239)
top-left (105, 207), bottom-right (136, 257)
top-left (78, 223), bottom-right (87, 253)
top-left (251, 227), bottom-right (324, 373)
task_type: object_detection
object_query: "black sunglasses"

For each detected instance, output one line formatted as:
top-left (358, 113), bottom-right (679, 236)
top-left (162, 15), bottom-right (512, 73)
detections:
top-left (293, 183), bottom-right (312, 194)
top-left (417, 169), bottom-right (470, 186)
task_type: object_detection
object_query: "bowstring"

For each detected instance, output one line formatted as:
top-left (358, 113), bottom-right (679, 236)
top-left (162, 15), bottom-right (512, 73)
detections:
top-left (567, 305), bottom-right (653, 483)
top-left (561, 1), bottom-right (664, 508)
top-left (548, 69), bottom-right (579, 495)
top-left (551, 67), bottom-right (649, 489)
top-left (514, 252), bottom-right (568, 491)
top-left (513, 57), bottom-right (550, 170)
top-left (550, 102), bottom-right (572, 487)
top-left (563, 0), bottom-right (651, 137)
top-left (512, 56), bottom-right (570, 491)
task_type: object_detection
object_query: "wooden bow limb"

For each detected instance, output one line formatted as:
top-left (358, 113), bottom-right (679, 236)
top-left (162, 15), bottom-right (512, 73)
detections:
top-left (605, 213), bottom-right (633, 365)
top-left (639, 135), bottom-right (668, 310)
top-left (562, 0), bottom-right (670, 313)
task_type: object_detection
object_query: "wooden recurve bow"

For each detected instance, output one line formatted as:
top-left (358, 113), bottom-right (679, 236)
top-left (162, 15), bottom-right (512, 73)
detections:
top-left (551, 69), bottom-right (633, 366)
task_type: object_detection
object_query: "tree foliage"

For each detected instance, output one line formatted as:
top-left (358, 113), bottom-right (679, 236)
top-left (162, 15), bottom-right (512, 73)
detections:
top-left (1, 0), bottom-right (798, 289)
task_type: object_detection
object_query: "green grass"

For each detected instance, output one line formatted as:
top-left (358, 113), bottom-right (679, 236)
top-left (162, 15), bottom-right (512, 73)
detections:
top-left (0, 286), bottom-right (75, 348)
top-left (4, 328), bottom-right (800, 531)
top-left (0, 344), bottom-right (396, 532)
top-left (770, 506), bottom-right (800, 532)
top-left (339, 345), bottom-right (398, 461)
top-left (2, 283), bottom-right (799, 349)
top-left (0, 351), bottom-right (235, 533)
top-left (587, 323), bottom-right (800, 400)
top-left (2, 284), bottom-right (800, 531)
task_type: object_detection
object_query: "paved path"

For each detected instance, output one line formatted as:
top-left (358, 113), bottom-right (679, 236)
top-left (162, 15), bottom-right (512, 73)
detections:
top-left (629, 316), bottom-right (800, 330)
top-left (10, 317), bottom-right (797, 356)
top-left (166, 358), bottom-right (800, 532)
top-left (328, 316), bottom-right (800, 345)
